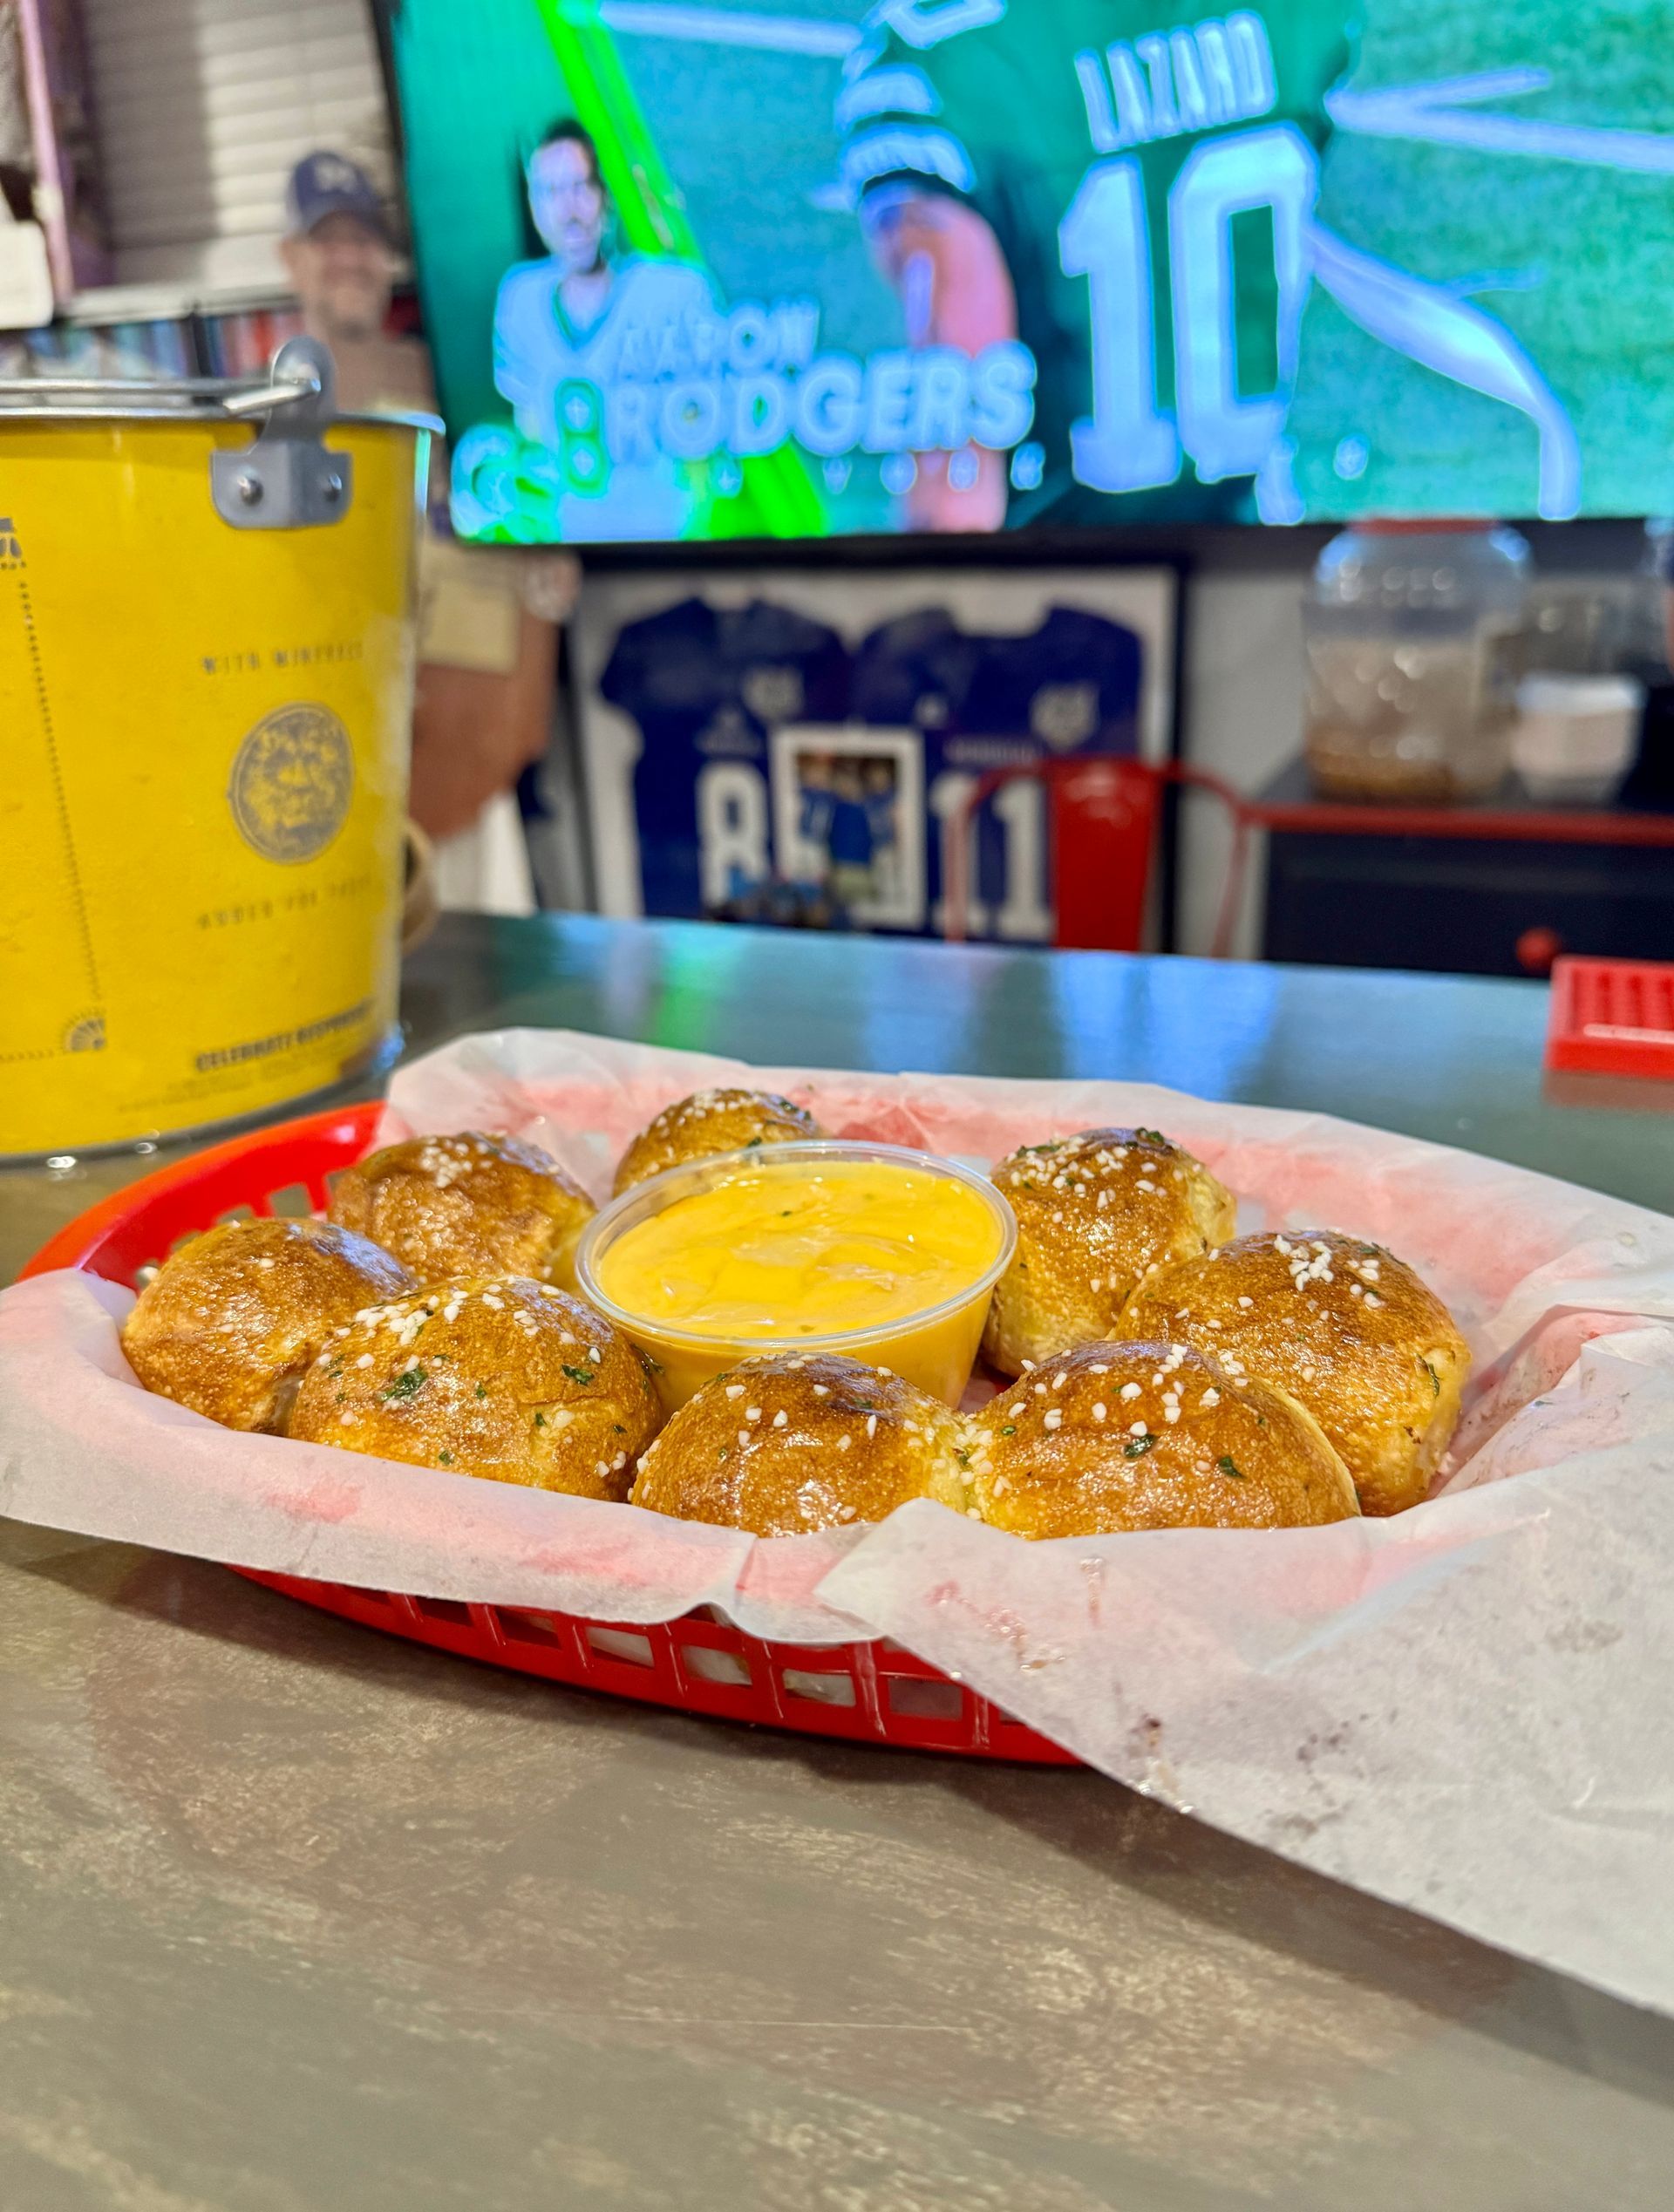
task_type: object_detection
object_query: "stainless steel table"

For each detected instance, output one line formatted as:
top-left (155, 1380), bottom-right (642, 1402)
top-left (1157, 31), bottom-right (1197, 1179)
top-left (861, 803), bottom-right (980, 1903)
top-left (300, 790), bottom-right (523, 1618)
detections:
top-left (4, 915), bottom-right (1673, 2211)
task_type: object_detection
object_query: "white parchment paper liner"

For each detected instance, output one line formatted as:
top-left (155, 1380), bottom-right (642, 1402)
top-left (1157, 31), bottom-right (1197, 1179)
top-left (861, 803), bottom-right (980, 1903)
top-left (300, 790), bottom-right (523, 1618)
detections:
top-left (5, 1027), bottom-right (1674, 2011)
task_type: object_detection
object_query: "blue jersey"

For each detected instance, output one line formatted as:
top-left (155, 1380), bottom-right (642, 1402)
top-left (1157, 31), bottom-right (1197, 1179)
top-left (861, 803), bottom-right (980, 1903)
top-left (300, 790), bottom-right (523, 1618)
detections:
top-left (799, 784), bottom-right (836, 848)
top-left (851, 603), bottom-right (1141, 758)
top-left (598, 596), bottom-right (850, 917)
top-left (851, 602), bottom-right (1144, 937)
top-left (827, 795), bottom-right (874, 868)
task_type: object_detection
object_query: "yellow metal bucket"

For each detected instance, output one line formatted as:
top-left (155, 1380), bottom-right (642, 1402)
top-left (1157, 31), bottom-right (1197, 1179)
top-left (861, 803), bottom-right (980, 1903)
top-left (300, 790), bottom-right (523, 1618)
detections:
top-left (0, 342), bottom-right (432, 1157)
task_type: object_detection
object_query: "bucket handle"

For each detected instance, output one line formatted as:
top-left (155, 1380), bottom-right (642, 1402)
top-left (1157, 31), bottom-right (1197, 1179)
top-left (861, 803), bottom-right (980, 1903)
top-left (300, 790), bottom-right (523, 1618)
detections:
top-left (401, 820), bottom-right (439, 955)
top-left (0, 339), bottom-right (330, 419)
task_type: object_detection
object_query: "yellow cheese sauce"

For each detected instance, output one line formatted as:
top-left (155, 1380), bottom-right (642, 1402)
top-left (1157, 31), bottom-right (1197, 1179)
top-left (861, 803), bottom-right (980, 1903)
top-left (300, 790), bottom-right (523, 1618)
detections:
top-left (597, 1159), bottom-right (1004, 1340)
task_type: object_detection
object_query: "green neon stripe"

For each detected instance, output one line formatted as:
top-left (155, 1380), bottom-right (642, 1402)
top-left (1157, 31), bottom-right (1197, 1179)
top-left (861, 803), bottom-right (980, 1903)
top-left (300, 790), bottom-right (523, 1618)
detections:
top-left (533, 0), bottom-right (827, 539)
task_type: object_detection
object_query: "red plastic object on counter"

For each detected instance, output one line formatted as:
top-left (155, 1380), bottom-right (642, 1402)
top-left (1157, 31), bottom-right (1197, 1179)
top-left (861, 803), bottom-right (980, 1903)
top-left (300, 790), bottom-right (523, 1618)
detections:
top-left (20, 1104), bottom-right (1078, 1765)
top-left (1546, 957), bottom-right (1674, 1082)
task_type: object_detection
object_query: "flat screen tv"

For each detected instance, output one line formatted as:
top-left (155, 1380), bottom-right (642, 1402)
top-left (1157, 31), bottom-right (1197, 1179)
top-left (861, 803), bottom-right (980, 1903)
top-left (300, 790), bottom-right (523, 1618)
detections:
top-left (384, 0), bottom-right (1674, 543)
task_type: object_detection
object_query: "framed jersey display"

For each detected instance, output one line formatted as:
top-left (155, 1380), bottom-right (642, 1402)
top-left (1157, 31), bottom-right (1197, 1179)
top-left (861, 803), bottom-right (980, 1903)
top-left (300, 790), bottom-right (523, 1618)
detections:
top-left (387, 0), bottom-right (1674, 541)
top-left (569, 566), bottom-right (1178, 941)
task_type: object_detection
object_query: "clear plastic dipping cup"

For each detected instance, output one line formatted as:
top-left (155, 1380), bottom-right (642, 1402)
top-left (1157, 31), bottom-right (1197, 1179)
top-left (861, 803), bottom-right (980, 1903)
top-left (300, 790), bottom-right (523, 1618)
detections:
top-left (575, 1140), bottom-right (1017, 1412)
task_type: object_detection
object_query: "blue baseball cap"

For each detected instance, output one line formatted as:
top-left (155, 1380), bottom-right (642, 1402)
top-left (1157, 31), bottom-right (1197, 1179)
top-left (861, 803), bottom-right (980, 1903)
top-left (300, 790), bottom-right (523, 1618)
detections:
top-left (284, 151), bottom-right (391, 241)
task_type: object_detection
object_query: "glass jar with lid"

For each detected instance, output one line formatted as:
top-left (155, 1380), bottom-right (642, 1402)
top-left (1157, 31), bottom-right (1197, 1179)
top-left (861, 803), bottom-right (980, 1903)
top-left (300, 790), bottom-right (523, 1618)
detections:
top-left (1303, 521), bottom-right (1530, 801)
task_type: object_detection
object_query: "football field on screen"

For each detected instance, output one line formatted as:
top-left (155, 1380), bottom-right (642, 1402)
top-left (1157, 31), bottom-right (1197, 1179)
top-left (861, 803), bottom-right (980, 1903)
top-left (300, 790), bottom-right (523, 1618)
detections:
top-left (598, 0), bottom-right (1674, 521)
top-left (398, 0), bottom-right (1674, 526)
top-left (1289, 0), bottom-right (1674, 520)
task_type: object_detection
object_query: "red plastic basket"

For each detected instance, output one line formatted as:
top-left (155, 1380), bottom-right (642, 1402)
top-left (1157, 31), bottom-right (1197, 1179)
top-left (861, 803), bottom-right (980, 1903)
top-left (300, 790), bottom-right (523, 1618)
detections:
top-left (20, 1103), bottom-right (1076, 1765)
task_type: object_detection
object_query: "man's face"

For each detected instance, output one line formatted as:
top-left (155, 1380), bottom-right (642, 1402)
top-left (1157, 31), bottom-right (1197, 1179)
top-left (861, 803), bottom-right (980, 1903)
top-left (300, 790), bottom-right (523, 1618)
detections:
top-left (282, 213), bottom-right (392, 342)
top-left (527, 139), bottom-right (604, 274)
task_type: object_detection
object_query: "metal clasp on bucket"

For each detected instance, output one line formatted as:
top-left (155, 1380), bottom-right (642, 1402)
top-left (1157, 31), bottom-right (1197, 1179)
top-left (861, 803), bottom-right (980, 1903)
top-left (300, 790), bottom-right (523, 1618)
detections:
top-left (0, 337), bottom-right (365, 529)
top-left (208, 337), bottom-right (353, 529)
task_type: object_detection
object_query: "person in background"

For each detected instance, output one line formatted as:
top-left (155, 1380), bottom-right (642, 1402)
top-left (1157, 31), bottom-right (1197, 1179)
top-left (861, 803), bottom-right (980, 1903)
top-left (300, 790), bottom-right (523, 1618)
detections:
top-left (826, 759), bottom-right (876, 917)
top-left (280, 152), bottom-right (578, 911)
top-left (794, 752), bottom-right (836, 893)
top-left (862, 759), bottom-right (899, 905)
top-left (487, 118), bottom-right (717, 545)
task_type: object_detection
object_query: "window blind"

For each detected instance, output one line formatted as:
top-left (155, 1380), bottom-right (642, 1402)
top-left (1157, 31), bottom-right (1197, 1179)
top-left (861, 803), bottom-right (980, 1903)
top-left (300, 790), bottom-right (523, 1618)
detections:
top-left (80, 0), bottom-right (392, 291)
